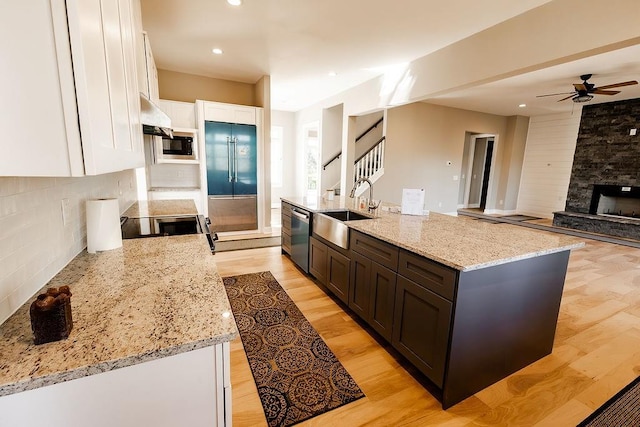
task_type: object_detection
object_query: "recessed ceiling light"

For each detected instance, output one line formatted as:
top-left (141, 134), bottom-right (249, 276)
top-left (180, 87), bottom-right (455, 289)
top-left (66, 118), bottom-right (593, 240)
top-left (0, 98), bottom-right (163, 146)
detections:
top-left (518, 103), bottom-right (527, 108)
top-left (212, 48), bottom-right (223, 55)
top-left (328, 71), bottom-right (337, 77)
top-left (227, 0), bottom-right (242, 5)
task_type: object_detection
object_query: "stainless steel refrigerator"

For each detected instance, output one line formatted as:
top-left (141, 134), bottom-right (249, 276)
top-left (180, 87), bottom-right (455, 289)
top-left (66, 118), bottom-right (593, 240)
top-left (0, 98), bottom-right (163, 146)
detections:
top-left (205, 121), bottom-right (258, 232)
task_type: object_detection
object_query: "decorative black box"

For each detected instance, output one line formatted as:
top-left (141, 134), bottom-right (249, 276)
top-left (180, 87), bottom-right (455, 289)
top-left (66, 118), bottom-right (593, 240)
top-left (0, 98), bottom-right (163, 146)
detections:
top-left (29, 286), bottom-right (73, 345)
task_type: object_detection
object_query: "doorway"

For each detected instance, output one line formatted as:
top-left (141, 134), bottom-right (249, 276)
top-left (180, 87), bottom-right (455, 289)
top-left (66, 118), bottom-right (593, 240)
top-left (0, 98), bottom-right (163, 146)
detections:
top-left (463, 134), bottom-right (496, 211)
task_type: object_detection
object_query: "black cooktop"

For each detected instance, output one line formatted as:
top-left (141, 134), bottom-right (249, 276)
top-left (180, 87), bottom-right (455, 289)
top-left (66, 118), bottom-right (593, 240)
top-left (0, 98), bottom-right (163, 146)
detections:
top-left (120, 214), bottom-right (216, 252)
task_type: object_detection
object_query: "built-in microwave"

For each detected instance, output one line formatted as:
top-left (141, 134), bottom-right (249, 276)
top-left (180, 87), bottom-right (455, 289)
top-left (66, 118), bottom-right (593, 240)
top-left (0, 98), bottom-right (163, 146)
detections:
top-left (153, 128), bottom-right (198, 163)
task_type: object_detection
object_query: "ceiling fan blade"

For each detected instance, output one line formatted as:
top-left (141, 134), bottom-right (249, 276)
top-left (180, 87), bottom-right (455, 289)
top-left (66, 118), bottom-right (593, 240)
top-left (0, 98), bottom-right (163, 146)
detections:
top-left (595, 80), bottom-right (638, 90)
top-left (593, 89), bottom-right (621, 95)
top-left (536, 91), bottom-right (575, 98)
top-left (574, 83), bottom-right (587, 91)
top-left (557, 94), bottom-right (576, 102)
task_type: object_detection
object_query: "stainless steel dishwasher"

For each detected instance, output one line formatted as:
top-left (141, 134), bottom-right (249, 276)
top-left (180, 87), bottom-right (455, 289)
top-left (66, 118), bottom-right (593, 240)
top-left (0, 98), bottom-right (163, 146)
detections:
top-left (291, 208), bottom-right (310, 272)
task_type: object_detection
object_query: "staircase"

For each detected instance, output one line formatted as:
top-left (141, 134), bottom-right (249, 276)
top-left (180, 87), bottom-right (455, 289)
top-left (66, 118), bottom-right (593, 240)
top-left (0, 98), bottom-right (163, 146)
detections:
top-left (353, 136), bottom-right (385, 197)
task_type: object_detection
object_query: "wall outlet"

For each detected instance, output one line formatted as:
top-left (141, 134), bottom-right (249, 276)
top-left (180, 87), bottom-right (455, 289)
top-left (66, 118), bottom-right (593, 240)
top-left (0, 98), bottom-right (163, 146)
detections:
top-left (61, 198), bottom-right (70, 226)
top-left (453, 175), bottom-right (459, 181)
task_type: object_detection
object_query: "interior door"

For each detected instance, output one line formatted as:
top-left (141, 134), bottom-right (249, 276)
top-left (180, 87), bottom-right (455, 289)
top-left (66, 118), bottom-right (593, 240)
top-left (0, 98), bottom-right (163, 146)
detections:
top-left (205, 121), bottom-right (233, 196)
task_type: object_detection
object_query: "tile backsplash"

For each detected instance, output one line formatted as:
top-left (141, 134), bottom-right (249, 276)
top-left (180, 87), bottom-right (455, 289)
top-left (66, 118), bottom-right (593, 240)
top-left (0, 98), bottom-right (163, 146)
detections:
top-left (0, 170), bottom-right (137, 324)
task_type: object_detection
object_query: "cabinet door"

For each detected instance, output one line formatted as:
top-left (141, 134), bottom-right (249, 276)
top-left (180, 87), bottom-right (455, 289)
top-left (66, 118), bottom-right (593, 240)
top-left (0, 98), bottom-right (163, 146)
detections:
top-left (309, 237), bottom-right (328, 285)
top-left (326, 248), bottom-right (350, 305)
top-left (0, 0), bottom-right (84, 176)
top-left (68, 0), bottom-right (144, 175)
top-left (392, 276), bottom-right (452, 387)
top-left (349, 251), bottom-right (371, 320)
top-left (369, 263), bottom-right (397, 341)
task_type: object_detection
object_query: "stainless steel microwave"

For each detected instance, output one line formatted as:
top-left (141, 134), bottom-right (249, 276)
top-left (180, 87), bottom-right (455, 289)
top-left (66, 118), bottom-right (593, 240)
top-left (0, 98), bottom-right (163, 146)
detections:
top-left (153, 129), bottom-right (198, 163)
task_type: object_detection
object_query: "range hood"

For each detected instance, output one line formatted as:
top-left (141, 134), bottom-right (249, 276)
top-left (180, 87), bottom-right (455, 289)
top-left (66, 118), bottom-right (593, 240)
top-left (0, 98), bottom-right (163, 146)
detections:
top-left (139, 93), bottom-right (173, 138)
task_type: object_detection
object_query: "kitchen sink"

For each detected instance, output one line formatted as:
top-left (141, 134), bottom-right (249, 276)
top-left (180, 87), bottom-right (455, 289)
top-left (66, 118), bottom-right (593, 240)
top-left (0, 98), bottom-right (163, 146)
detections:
top-left (319, 210), bottom-right (371, 222)
top-left (313, 210), bottom-right (372, 249)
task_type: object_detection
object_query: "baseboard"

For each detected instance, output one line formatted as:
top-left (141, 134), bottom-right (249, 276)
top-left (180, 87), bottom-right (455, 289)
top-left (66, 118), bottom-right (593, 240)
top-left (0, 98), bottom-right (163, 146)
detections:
top-left (483, 209), bottom-right (517, 215)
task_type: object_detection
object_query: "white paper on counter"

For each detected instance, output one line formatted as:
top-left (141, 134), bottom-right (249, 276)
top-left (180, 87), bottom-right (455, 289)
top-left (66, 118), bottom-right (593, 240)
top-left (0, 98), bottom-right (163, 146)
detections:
top-left (86, 199), bottom-right (122, 253)
top-left (401, 188), bottom-right (425, 215)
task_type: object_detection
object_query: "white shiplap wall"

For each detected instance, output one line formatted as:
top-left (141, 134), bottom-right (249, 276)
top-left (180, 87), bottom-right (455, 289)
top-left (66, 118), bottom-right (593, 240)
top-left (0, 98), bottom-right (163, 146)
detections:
top-left (516, 111), bottom-right (582, 218)
top-left (0, 171), bottom-right (137, 324)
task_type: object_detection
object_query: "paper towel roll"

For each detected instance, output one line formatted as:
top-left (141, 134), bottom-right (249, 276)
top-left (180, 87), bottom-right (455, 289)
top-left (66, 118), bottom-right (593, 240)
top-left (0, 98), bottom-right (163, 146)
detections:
top-left (86, 199), bottom-right (122, 254)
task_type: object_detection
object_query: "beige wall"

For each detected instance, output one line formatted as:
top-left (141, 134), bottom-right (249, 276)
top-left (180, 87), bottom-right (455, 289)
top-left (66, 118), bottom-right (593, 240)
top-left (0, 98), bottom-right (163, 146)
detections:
top-left (254, 76), bottom-right (272, 228)
top-left (378, 102), bottom-right (510, 213)
top-left (321, 104), bottom-right (343, 192)
top-left (497, 116), bottom-right (529, 211)
top-left (158, 69), bottom-right (256, 105)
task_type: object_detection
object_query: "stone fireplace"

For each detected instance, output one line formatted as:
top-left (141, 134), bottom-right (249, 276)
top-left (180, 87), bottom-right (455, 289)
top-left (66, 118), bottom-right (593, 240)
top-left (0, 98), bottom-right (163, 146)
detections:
top-left (552, 98), bottom-right (640, 240)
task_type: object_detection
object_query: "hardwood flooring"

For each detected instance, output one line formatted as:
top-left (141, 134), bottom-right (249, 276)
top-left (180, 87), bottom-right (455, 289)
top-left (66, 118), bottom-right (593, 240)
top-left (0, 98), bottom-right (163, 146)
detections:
top-left (213, 239), bottom-right (640, 426)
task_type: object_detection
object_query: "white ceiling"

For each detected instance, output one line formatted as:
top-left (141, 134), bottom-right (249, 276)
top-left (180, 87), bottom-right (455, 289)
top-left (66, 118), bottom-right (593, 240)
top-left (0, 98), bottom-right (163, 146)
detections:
top-left (140, 0), bottom-right (640, 115)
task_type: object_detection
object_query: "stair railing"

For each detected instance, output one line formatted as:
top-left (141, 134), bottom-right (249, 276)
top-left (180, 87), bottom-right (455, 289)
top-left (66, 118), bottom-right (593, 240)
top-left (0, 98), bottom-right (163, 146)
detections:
top-left (353, 136), bottom-right (385, 183)
top-left (322, 151), bottom-right (341, 170)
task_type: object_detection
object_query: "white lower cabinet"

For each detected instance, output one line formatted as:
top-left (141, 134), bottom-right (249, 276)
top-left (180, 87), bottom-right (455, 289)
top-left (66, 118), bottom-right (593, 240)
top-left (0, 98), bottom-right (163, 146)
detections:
top-left (0, 0), bottom-right (144, 177)
top-left (0, 343), bottom-right (232, 427)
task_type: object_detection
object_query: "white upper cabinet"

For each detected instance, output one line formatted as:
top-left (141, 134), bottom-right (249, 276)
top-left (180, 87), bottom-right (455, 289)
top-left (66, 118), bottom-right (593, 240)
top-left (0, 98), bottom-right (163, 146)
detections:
top-left (0, 0), bottom-right (144, 177)
top-left (201, 102), bottom-right (258, 126)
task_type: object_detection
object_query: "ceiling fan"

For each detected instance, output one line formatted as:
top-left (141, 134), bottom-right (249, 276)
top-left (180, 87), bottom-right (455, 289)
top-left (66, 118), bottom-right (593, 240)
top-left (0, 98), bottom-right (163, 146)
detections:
top-left (537, 74), bottom-right (638, 103)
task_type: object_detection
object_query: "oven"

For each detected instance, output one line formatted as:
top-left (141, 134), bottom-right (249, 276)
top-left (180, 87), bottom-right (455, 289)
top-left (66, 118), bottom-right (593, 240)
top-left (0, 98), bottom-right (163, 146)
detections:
top-left (120, 214), bottom-right (217, 253)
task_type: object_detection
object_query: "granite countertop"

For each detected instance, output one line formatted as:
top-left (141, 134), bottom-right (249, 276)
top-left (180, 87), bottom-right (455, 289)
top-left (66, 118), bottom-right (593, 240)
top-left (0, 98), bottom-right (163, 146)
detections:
top-left (0, 234), bottom-right (238, 397)
top-left (281, 196), bottom-right (584, 271)
top-left (123, 199), bottom-right (199, 218)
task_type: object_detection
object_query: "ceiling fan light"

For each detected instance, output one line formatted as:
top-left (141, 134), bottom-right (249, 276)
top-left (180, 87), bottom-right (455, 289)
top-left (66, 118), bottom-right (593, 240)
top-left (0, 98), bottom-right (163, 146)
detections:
top-left (573, 94), bottom-right (594, 103)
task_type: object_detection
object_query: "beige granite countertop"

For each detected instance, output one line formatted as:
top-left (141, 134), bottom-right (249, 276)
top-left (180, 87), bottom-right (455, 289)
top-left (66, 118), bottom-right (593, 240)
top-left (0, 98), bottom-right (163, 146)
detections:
top-left (0, 234), bottom-right (237, 397)
top-left (123, 199), bottom-right (198, 218)
top-left (281, 196), bottom-right (584, 271)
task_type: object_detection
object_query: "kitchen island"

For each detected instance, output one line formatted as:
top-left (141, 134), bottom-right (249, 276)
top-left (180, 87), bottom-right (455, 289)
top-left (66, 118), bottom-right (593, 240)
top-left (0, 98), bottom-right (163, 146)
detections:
top-left (281, 196), bottom-right (584, 408)
top-left (0, 202), bottom-right (237, 426)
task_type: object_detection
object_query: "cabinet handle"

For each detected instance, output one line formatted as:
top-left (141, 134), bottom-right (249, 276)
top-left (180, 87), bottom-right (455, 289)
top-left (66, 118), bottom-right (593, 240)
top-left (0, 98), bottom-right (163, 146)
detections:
top-left (234, 137), bottom-right (238, 182)
top-left (226, 136), bottom-right (232, 182)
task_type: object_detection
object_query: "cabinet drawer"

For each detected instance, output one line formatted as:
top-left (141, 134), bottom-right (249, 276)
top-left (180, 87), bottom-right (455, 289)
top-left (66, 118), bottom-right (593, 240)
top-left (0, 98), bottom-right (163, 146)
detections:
top-left (350, 230), bottom-right (399, 270)
top-left (398, 251), bottom-right (457, 300)
top-left (282, 231), bottom-right (291, 253)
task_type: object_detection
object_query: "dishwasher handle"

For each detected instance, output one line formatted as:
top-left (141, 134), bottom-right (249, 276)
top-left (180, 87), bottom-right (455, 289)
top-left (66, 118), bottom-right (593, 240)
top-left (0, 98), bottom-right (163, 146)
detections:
top-left (291, 209), bottom-right (310, 222)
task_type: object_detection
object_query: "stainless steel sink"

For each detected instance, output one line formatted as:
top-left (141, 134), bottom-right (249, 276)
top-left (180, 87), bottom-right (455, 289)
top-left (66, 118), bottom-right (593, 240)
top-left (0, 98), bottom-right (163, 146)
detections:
top-left (319, 210), bottom-right (371, 221)
top-left (313, 210), bottom-right (372, 249)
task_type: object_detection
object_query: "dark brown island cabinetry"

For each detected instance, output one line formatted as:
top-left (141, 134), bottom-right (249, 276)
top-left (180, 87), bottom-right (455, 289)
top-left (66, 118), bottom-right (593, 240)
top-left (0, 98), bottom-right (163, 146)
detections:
top-left (281, 202), bottom-right (292, 255)
top-left (309, 236), bottom-right (328, 284)
top-left (286, 208), bottom-right (573, 409)
top-left (309, 236), bottom-right (351, 305)
top-left (329, 229), bottom-right (569, 408)
top-left (350, 238), bottom-right (397, 341)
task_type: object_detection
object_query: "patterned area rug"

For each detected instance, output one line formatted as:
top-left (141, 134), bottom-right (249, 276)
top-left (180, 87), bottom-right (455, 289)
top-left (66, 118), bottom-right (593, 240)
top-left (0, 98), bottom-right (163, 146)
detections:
top-left (578, 376), bottom-right (640, 426)
top-left (223, 271), bottom-right (364, 426)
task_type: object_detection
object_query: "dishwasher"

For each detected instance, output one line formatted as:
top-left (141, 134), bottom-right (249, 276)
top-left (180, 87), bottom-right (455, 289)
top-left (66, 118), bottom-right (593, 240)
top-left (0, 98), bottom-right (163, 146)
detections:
top-left (290, 208), bottom-right (310, 272)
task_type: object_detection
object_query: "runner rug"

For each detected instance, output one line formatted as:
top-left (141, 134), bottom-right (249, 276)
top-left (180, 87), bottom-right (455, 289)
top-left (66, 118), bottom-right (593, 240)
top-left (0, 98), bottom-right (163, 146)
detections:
top-left (577, 376), bottom-right (640, 426)
top-left (222, 271), bottom-right (364, 427)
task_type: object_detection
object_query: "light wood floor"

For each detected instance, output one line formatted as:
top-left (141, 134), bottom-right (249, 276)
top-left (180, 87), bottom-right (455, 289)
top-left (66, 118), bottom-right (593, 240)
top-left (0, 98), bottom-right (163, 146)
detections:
top-left (213, 239), bottom-right (640, 426)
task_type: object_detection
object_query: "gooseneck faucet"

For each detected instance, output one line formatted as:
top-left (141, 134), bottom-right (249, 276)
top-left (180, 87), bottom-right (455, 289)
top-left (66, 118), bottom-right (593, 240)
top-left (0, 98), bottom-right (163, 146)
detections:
top-left (349, 177), bottom-right (381, 213)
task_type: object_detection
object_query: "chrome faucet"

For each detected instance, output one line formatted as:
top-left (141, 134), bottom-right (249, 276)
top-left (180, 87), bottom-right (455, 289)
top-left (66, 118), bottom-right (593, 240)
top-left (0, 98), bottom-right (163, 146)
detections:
top-left (349, 177), bottom-right (381, 212)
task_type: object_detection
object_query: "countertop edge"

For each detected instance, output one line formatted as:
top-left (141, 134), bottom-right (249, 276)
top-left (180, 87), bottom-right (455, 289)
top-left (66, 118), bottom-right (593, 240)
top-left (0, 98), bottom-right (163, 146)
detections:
top-left (0, 331), bottom-right (238, 398)
top-left (349, 223), bottom-right (586, 271)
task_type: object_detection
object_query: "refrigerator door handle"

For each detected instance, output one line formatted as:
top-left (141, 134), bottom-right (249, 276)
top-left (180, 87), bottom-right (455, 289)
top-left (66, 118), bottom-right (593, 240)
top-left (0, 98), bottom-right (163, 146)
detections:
top-left (226, 136), bottom-right (232, 182)
top-left (234, 137), bottom-right (239, 182)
